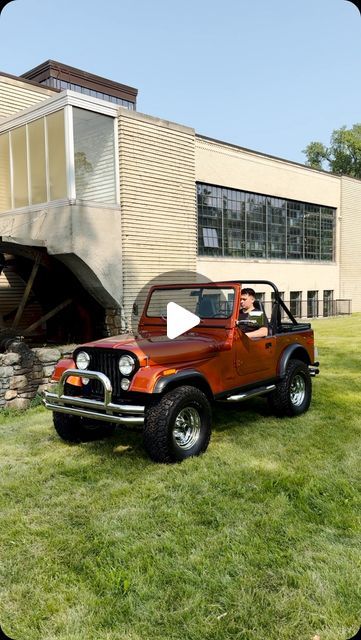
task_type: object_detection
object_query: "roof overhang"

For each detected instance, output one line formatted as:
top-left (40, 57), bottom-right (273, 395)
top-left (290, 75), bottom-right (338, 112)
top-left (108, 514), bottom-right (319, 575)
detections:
top-left (0, 89), bottom-right (121, 133)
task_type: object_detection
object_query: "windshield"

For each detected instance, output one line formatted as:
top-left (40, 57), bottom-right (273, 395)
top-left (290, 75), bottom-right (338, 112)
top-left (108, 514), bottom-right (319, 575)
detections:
top-left (146, 287), bottom-right (235, 319)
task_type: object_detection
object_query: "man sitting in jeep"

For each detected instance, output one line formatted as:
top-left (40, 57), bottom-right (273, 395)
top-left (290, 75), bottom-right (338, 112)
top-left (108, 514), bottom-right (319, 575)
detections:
top-left (239, 287), bottom-right (268, 338)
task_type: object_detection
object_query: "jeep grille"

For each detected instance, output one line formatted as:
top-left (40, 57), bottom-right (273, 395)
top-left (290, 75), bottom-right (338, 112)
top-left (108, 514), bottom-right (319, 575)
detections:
top-left (76, 348), bottom-right (138, 402)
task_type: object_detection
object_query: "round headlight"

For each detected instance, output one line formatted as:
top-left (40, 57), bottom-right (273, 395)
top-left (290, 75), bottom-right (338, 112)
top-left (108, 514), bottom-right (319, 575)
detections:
top-left (76, 351), bottom-right (90, 370)
top-left (119, 354), bottom-right (135, 376)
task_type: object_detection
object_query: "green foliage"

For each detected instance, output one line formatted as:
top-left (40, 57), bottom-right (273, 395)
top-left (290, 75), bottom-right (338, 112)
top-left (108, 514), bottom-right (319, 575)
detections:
top-left (0, 315), bottom-right (361, 640)
top-left (303, 123), bottom-right (361, 177)
top-left (29, 393), bottom-right (43, 409)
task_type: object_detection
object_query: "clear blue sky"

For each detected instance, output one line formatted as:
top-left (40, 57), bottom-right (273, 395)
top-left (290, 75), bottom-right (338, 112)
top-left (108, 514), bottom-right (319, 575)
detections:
top-left (0, 0), bottom-right (360, 164)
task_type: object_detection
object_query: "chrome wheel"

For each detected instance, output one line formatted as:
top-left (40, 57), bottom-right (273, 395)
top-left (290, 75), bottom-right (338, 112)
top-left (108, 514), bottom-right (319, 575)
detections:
top-left (172, 406), bottom-right (201, 450)
top-left (290, 374), bottom-right (306, 406)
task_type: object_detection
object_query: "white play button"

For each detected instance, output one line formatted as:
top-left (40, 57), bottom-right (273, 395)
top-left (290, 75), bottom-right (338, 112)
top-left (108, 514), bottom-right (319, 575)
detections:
top-left (166, 302), bottom-right (200, 340)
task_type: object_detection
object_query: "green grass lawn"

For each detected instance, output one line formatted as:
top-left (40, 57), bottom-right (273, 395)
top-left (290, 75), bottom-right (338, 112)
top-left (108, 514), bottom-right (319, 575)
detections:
top-left (1, 315), bottom-right (361, 640)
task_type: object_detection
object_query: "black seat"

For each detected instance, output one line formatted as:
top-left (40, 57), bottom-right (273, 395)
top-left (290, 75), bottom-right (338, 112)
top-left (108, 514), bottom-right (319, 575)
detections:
top-left (197, 297), bottom-right (216, 317)
top-left (270, 302), bottom-right (281, 335)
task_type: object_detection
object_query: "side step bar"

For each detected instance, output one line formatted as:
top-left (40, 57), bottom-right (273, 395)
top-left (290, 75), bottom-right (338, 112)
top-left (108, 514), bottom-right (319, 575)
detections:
top-left (225, 384), bottom-right (276, 402)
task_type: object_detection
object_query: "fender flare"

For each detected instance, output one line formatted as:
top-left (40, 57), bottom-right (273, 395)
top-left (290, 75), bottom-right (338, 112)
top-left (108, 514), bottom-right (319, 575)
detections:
top-left (153, 369), bottom-right (213, 398)
top-left (278, 344), bottom-right (311, 377)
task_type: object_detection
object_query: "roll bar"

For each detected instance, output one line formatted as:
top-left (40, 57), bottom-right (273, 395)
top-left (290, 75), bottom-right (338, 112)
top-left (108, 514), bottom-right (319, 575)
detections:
top-left (222, 279), bottom-right (298, 325)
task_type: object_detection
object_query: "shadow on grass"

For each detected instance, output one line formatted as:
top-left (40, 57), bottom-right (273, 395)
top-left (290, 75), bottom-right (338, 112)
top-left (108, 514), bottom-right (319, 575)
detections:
top-left (71, 396), bottom-right (275, 466)
top-left (213, 396), bottom-right (274, 428)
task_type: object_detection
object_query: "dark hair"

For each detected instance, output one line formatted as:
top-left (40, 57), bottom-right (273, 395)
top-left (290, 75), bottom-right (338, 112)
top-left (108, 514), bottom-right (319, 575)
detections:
top-left (241, 287), bottom-right (256, 297)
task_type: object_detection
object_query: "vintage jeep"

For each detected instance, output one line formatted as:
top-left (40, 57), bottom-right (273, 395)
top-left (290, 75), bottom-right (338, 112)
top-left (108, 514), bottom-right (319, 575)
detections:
top-left (43, 280), bottom-right (319, 463)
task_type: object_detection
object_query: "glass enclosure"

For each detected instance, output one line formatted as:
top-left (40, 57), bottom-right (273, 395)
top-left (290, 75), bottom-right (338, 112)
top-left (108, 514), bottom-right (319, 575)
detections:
top-left (0, 106), bottom-right (117, 213)
top-left (73, 108), bottom-right (116, 203)
top-left (0, 133), bottom-right (11, 211)
top-left (28, 118), bottom-right (47, 204)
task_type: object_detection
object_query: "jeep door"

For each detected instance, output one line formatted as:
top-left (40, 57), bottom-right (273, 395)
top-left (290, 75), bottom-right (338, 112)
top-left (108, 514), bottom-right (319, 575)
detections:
top-left (234, 329), bottom-right (277, 380)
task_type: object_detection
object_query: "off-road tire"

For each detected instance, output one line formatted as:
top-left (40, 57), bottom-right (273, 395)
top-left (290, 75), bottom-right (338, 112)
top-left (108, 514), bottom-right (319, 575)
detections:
top-left (143, 385), bottom-right (212, 463)
top-left (268, 359), bottom-right (312, 417)
top-left (53, 412), bottom-right (115, 442)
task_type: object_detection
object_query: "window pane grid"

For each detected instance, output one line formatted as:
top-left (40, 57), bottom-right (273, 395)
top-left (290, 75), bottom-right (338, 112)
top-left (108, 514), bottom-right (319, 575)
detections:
top-left (40, 78), bottom-right (135, 109)
top-left (197, 183), bottom-right (336, 262)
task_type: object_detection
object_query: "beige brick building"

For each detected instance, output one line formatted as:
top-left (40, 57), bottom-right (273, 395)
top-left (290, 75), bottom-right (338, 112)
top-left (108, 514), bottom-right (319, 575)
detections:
top-left (0, 61), bottom-right (359, 343)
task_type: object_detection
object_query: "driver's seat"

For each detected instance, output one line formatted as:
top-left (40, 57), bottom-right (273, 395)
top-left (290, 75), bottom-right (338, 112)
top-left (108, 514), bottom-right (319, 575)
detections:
top-left (253, 299), bottom-right (270, 335)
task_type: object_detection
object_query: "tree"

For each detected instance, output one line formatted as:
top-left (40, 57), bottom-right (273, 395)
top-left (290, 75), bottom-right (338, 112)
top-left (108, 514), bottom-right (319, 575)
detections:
top-left (303, 124), bottom-right (361, 178)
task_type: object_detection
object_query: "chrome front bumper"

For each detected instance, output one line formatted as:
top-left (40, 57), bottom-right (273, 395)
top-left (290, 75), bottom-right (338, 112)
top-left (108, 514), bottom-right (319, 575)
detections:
top-left (43, 369), bottom-right (145, 425)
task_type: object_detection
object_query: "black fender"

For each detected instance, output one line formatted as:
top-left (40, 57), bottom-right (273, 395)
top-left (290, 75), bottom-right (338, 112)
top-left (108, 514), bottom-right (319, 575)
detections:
top-left (153, 369), bottom-right (213, 399)
top-left (278, 344), bottom-right (311, 377)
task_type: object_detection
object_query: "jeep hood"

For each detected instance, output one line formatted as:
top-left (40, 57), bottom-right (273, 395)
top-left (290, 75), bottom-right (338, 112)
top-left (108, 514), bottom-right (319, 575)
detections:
top-left (81, 333), bottom-right (226, 365)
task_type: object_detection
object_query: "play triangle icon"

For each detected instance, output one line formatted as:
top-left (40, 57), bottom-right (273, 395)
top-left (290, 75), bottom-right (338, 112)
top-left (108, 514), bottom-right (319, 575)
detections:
top-left (166, 302), bottom-right (200, 340)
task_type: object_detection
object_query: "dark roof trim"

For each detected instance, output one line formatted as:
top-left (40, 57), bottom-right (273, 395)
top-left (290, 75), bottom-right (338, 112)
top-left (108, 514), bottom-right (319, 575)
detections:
top-left (21, 60), bottom-right (137, 103)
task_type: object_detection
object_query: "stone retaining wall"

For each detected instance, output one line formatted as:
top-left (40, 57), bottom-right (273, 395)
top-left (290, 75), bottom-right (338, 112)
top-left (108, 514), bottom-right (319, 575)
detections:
top-left (0, 342), bottom-right (75, 410)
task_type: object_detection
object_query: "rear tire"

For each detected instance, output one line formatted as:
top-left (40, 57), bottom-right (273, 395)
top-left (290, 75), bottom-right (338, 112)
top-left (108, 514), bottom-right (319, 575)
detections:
top-left (53, 412), bottom-right (115, 442)
top-left (268, 359), bottom-right (312, 417)
top-left (143, 385), bottom-right (212, 463)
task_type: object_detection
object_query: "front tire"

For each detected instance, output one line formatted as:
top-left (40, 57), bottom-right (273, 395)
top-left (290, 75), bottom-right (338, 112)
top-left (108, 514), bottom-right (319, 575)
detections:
top-left (53, 412), bottom-right (115, 442)
top-left (143, 385), bottom-right (212, 463)
top-left (268, 359), bottom-right (312, 417)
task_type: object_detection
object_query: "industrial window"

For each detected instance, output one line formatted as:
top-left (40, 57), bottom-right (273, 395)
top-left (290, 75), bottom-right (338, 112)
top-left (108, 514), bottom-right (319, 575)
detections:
top-left (202, 227), bottom-right (219, 248)
top-left (290, 291), bottom-right (302, 317)
top-left (323, 289), bottom-right (334, 317)
top-left (307, 290), bottom-right (319, 318)
top-left (40, 78), bottom-right (135, 109)
top-left (197, 183), bottom-right (336, 262)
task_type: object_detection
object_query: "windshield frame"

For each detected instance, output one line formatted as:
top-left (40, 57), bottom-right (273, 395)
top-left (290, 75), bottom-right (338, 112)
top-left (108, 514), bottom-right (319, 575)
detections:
top-left (143, 283), bottom-right (238, 322)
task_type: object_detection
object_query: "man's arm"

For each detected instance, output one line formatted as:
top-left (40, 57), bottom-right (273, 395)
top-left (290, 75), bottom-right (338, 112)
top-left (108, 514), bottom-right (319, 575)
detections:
top-left (245, 326), bottom-right (268, 338)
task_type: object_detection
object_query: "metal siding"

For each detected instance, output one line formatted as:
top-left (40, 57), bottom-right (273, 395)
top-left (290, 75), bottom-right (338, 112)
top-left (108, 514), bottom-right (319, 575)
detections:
top-left (340, 176), bottom-right (361, 311)
top-left (118, 112), bottom-right (197, 325)
top-left (0, 77), bottom-right (52, 120)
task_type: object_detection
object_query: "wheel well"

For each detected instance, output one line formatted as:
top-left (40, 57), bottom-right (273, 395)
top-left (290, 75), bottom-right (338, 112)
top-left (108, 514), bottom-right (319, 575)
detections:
top-left (290, 348), bottom-right (311, 365)
top-left (279, 345), bottom-right (311, 377)
top-left (161, 376), bottom-right (213, 401)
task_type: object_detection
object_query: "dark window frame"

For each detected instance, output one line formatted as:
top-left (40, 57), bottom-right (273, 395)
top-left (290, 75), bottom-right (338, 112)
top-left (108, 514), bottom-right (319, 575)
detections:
top-left (197, 182), bottom-right (336, 262)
